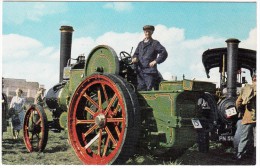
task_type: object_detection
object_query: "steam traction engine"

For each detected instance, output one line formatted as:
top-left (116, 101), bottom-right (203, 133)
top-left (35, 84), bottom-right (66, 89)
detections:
top-left (202, 40), bottom-right (256, 143)
top-left (23, 26), bottom-right (256, 164)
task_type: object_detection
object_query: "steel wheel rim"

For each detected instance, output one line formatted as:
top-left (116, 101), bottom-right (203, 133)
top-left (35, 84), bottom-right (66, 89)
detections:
top-left (23, 106), bottom-right (46, 152)
top-left (68, 74), bottom-right (127, 164)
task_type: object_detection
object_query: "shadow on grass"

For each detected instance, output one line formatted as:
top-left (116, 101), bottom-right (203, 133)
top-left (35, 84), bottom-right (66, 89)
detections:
top-left (125, 145), bottom-right (187, 165)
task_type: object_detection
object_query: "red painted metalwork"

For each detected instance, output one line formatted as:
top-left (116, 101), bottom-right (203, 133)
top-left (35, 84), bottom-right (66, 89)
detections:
top-left (23, 105), bottom-right (48, 152)
top-left (68, 74), bottom-right (128, 164)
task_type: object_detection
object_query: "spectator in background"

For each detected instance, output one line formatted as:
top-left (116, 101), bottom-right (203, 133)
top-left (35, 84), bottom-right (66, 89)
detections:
top-left (34, 87), bottom-right (46, 107)
top-left (2, 78), bottom-right (8, 135)
top-left (235, 73), bottom-right (256, 160)
top-left (10, 88), bottom-right (26, 139)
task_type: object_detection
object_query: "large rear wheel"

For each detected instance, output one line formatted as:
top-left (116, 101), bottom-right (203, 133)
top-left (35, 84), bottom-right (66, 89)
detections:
top-left (68, 73), bottom-right (140, 164)
top-left (23, 105), bottom-right (48, 152)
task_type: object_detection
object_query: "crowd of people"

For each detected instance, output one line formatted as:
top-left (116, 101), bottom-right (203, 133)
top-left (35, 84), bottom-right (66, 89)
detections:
top-left (3, 87), bottom-right (46, 140)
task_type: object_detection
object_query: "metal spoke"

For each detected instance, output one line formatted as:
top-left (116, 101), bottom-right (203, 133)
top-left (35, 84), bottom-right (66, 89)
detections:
top-left (101, 84), bottom-right (109, 104)
top-left (83, 124), bottom-right (98, 137)
top-left (36, 118), bottom-right (41, 125)
top-left (115, 126), bottom-right (121, 137)
top-left (112, 103), bottom-right (120, 116)
top-left (104, 94), bottom-right (117, 115)
top-left (105, 126), bottom-right (117, 145)
top-left (84, 106), bottom-right (95, 116)
top-left (31, 112), bottom-right (34, 125)
top-left (97, 88), bottom-right (102, 111)
top-left (107, 118), bottom-right (124, 123)
top-left (76, 119), bottom-right (95, 125)
top-left (84, 133), bottom-right (100, 149)
top-left (97, 129), bottom-right (102, 156)
top-left (102, 136), bottom-right (109, 157)
top-left (35, 133), bottom-right (40, 140)
top-left (83, 93), bottom-right (99, 109)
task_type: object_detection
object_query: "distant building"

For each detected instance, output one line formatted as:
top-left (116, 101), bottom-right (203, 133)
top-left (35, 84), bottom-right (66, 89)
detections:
top-left (2, 78), bottom-right (44, 104)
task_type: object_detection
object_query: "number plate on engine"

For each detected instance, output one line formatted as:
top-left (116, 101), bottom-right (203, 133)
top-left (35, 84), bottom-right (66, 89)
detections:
top-left (225, 107), bottom-right (237, 117)
top-left (191, 118), bottom-right (203, 129)
top-left (219, 135), bottom-right (234, 141)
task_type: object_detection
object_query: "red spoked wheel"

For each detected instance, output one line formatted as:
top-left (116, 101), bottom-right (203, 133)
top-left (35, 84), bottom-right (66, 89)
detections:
top-left (68, 73), bottom-right (140, 165)
top-left (23, 105), bottom-right (48, 152)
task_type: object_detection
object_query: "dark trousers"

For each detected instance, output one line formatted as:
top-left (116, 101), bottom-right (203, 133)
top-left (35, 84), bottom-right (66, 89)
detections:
top-left (137, 72), bottom-right (157, 91)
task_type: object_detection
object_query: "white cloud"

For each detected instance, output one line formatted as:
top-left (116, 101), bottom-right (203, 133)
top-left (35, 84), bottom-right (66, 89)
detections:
top-left (71, 37), bottom-right (96, 58)
top-left (2, 34), bottom-right (60, 90)
top-left (103, 2), bottom-right (133, 12)
top-left (4, 3), bottom-right (68, 24)
top-left (96, 32), bottom-right (142, 53)
top-left (3, 25), bottom-right (256, 91)
top-left (240, 28), bottom-right (257, 50)
top-left (3, 34), bottom-right (43, 60)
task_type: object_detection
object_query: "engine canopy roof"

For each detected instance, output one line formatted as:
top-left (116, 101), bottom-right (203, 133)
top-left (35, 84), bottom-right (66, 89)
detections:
top-left (202, 47), bottom-right (256, 78)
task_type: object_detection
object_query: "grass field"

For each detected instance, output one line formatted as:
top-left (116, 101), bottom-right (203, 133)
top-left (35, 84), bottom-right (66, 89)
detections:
top-left (1, 109), bottom-right (256, 165)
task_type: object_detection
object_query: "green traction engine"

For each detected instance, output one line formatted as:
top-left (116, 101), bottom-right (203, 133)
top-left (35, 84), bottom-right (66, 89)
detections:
top-left (22, 26), bottom-right (256, 165)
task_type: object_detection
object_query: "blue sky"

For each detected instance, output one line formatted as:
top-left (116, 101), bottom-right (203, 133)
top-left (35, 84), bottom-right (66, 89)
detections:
top-left (2, 1), bottom-right (257, 90)
top-left (3, 2), bottom-right (256, 45)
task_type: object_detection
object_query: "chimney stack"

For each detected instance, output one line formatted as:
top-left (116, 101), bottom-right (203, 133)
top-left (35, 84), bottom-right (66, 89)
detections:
top-left (59, 26), bottom-right (74, 82)
top-left (225, 38), bottom-right (240, 97)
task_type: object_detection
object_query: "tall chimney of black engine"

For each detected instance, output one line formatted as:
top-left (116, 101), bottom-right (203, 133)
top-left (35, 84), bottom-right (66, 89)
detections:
top-left (225, 38), bottom-right (240, 97)
top-left (59, 26), bottom-right (74, 82)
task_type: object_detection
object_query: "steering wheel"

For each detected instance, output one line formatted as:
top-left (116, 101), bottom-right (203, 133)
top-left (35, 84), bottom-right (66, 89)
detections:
top-left (119, 51), bottom-right (133, 65)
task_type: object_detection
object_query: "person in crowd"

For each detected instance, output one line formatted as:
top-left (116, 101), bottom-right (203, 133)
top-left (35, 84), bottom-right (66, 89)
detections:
top-left (2, 78), bottom-right (8, 135)
top-left (235, 72), bottom-right (256, 160)
top-left (34, 87), bottom-right (46, 107)
top-left (10, 88), bottom-right (26, 139)
top-left (132, 25), bottom-right (168, 91)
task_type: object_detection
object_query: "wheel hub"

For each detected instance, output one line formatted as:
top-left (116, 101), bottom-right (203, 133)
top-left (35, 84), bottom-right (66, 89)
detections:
top-left (95, 113), bottom-right (106, 128)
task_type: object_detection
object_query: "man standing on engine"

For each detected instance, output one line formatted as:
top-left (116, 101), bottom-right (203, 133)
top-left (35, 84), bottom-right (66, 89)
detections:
top-left (132, 25), bottom-right (168, 91)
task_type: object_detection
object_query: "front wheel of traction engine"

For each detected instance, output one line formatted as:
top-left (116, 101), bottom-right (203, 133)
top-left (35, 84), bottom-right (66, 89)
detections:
top-left (68, 73), bottom-right (140, 165)
top-left (23, 104), bottom-right (49, 152)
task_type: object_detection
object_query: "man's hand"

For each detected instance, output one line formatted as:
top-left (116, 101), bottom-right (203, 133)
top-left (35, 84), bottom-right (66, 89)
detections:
top-left (149, 60), bottom-right (157, 67)
top-left (132, 57), bottom-right (138, 64)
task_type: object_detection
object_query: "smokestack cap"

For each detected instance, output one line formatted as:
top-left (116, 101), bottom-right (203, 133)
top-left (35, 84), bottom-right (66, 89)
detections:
top-left (225, 38), bottom-right (240, 44)
top-left (60, 26), bottom-right (74, 32)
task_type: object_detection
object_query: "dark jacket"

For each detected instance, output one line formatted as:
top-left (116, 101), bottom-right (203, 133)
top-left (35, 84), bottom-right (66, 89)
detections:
top-left (133, 39), bottom-right (168, 73)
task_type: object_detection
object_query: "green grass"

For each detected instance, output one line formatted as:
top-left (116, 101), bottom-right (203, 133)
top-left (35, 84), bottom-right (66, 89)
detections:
top-left (2, 125), bottom-right (256, 165)
top-left (2, 108), bottom-right (82, 165)
top-left (1, 108), bottom-right (256, 165)
top-left (2, 126), bottom-right (81, 165)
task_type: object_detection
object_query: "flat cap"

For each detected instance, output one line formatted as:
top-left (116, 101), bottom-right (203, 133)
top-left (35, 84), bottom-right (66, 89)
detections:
top-left (143, 25), bottom-right (155, 31)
